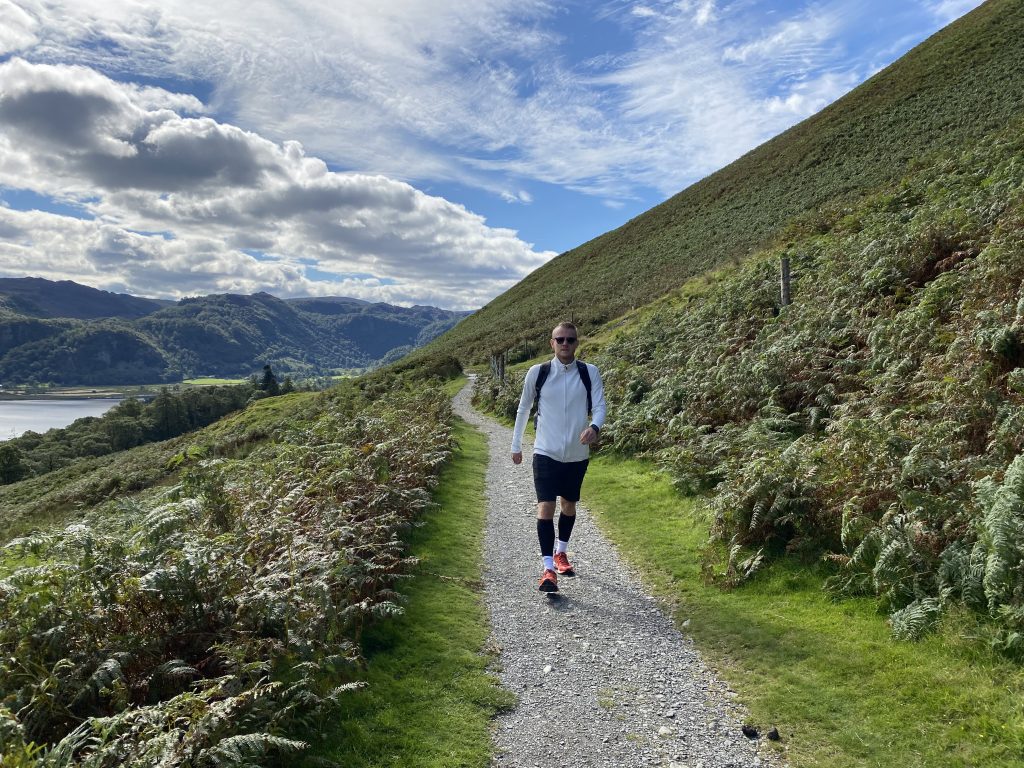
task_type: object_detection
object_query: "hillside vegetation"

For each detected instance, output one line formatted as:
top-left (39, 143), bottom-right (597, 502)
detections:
top-left (420, 0), bottom-right (1024, 363)
top-left (478, 119), bottom-right (1024, 648)
top-left (0, 361), bottom-right (464, 764)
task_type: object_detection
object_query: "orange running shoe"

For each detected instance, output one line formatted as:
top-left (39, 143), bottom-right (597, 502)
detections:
top-left (538, 568), bottom-right (558, 592)
top-left (553, 552), bottom-right (575, 575)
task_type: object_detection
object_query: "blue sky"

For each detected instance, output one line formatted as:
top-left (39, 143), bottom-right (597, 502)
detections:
top-left (0, 0), bottom-right (986, 309)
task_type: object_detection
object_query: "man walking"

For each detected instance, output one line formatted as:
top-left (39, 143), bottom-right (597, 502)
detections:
top-left (511, 322), bottom-right (607, 592)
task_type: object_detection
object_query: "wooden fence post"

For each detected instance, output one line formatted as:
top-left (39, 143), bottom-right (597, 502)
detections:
top-left (780, 256), bottom-right (792, 307)
top-left (490, 352), bottom-right (507, 382)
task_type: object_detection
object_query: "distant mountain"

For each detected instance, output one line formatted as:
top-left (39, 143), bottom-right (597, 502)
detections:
top-left (0, 277), bottom-right (171, 319)
top-left (0, 280), bottom-right (471, 385)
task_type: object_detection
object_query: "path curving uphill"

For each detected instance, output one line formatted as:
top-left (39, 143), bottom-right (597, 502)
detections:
top-left (453, 381), bottom-right (785, 768)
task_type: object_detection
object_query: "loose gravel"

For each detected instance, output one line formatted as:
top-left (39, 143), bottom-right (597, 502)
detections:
top-left (453, 381), bottom-right (787, 768)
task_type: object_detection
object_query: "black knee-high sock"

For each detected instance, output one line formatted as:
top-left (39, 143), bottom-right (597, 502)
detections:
top-left (558, 513), bottom-right (576, 543)
top-left (537, 518), bottom-right (555, 557)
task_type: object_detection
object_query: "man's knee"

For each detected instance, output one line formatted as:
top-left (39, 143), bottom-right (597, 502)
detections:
top-left (559, 497), bottom-right (577, 516)
top-left (536, 501), bottom-right (556, 519)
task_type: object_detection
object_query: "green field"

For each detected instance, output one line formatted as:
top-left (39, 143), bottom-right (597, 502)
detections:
top-left (181, 377), bottom-right (247, 385)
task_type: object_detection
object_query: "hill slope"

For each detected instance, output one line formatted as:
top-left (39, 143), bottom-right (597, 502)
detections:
top-left (0, 277), bottom-right (169, 319)
top-left (423, 0), bottom-right (1024, 363)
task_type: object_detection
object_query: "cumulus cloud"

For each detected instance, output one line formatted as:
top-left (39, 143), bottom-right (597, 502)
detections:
top-left (0, 59), bottom-right (552, 308)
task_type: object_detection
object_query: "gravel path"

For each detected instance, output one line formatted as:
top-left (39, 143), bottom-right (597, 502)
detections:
top-left (453, 381), bottom-right (785, 768)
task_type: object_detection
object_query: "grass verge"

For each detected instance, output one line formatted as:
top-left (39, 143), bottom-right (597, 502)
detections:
top-left (312, 415), bottom-right (514, 767)
top-left (583, 453), bottom-right (1024, 768)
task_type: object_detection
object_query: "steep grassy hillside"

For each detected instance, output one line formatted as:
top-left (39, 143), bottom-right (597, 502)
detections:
top-left (422, 0), bottom-right (1024, 363)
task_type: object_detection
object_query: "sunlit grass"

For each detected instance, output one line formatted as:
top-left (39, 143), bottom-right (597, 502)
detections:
top-left (584, 453), bottom-right (1024, 768)
top-left (181, 377), bottom-right (246, 385)
top-left (313, 417), bottom-right (514, 767)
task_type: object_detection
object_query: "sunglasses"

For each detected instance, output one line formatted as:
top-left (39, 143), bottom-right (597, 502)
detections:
top-left (553, 336), bottom-right (577, 344)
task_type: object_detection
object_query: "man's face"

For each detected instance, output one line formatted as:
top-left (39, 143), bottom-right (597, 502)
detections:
top-left (550, 326), bottom-right (578, 362)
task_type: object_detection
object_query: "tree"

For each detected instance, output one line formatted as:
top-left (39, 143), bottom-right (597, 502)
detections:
top-left (112, 397), bottom-right (144, 418)
top-left (107, 416), bottom-right (144, 452)
top-left (148, 388), bottom-right (189, 440)
top-left (0, 443), bottom-right (26, 484)
top-left (260, 364), bottom-right (280, 396)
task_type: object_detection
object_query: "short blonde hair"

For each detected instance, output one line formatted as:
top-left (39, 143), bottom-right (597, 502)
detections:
top-left (552, 321), bottom-right (578, 337)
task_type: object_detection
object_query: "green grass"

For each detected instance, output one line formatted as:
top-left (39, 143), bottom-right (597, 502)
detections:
top-left (312, 416), bottom-right (514, 767)
top-left (443, 374), bottom-right (469, 398)
top-left (583, 453), bottom-right (1024, 768)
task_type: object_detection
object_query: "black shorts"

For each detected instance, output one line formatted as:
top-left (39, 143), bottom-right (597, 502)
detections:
top-left (533, 453), bottom-right (589, 503)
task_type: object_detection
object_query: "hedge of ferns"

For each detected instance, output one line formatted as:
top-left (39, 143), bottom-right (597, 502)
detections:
top-left (477, 122), bottom-right (1024, 650)
top-left (0, 383), bottom-right (453, 766)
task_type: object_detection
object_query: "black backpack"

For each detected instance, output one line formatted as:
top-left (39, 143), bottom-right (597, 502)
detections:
top-left (531, 360), bottom-right (592, 427)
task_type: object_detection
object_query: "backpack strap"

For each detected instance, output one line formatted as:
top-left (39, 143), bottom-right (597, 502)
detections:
top-left (531, 361), bottom-right (551, 428)
top-left (576, 360), bottom-right (593, 416)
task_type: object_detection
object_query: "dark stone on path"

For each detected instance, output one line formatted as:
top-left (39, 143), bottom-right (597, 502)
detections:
top-left (741, 725), bottom-right (760, 739)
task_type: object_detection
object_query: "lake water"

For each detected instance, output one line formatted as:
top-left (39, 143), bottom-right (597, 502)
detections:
top-left (0, 399), bottom-right (122, 440)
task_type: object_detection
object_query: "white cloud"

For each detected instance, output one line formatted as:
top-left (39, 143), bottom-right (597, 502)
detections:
top-left (1, 0), bottom-right (853, 206)
top-left (0, 59), bottom-right (552, 308)
top-left (631, 5), bottom-right (657, 19)
top-left (920, 0), bottom-right (986, 25)
top-left (500, 189), bottom-right (534, 204)
top-left (761, 70), bottom-right (861, 116)
top-left (692, 0), bottom-right (717, 27)
top-left (0, 0), bottom-right (37, 55)
top-left (722, 11), bottom-right (840, 66)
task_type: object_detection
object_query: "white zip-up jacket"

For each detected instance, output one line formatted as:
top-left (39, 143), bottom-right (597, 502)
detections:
top-left (511, 358), bottom-right (606, 463)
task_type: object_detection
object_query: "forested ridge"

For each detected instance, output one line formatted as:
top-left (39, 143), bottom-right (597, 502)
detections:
top-left (0, 284), bottom-right (468, 385)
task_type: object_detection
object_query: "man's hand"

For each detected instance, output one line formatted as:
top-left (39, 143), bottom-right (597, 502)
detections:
top-left (579, 426), bottom-right (598, 445)
top-left (512, 451), bottom-right (523, 465)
